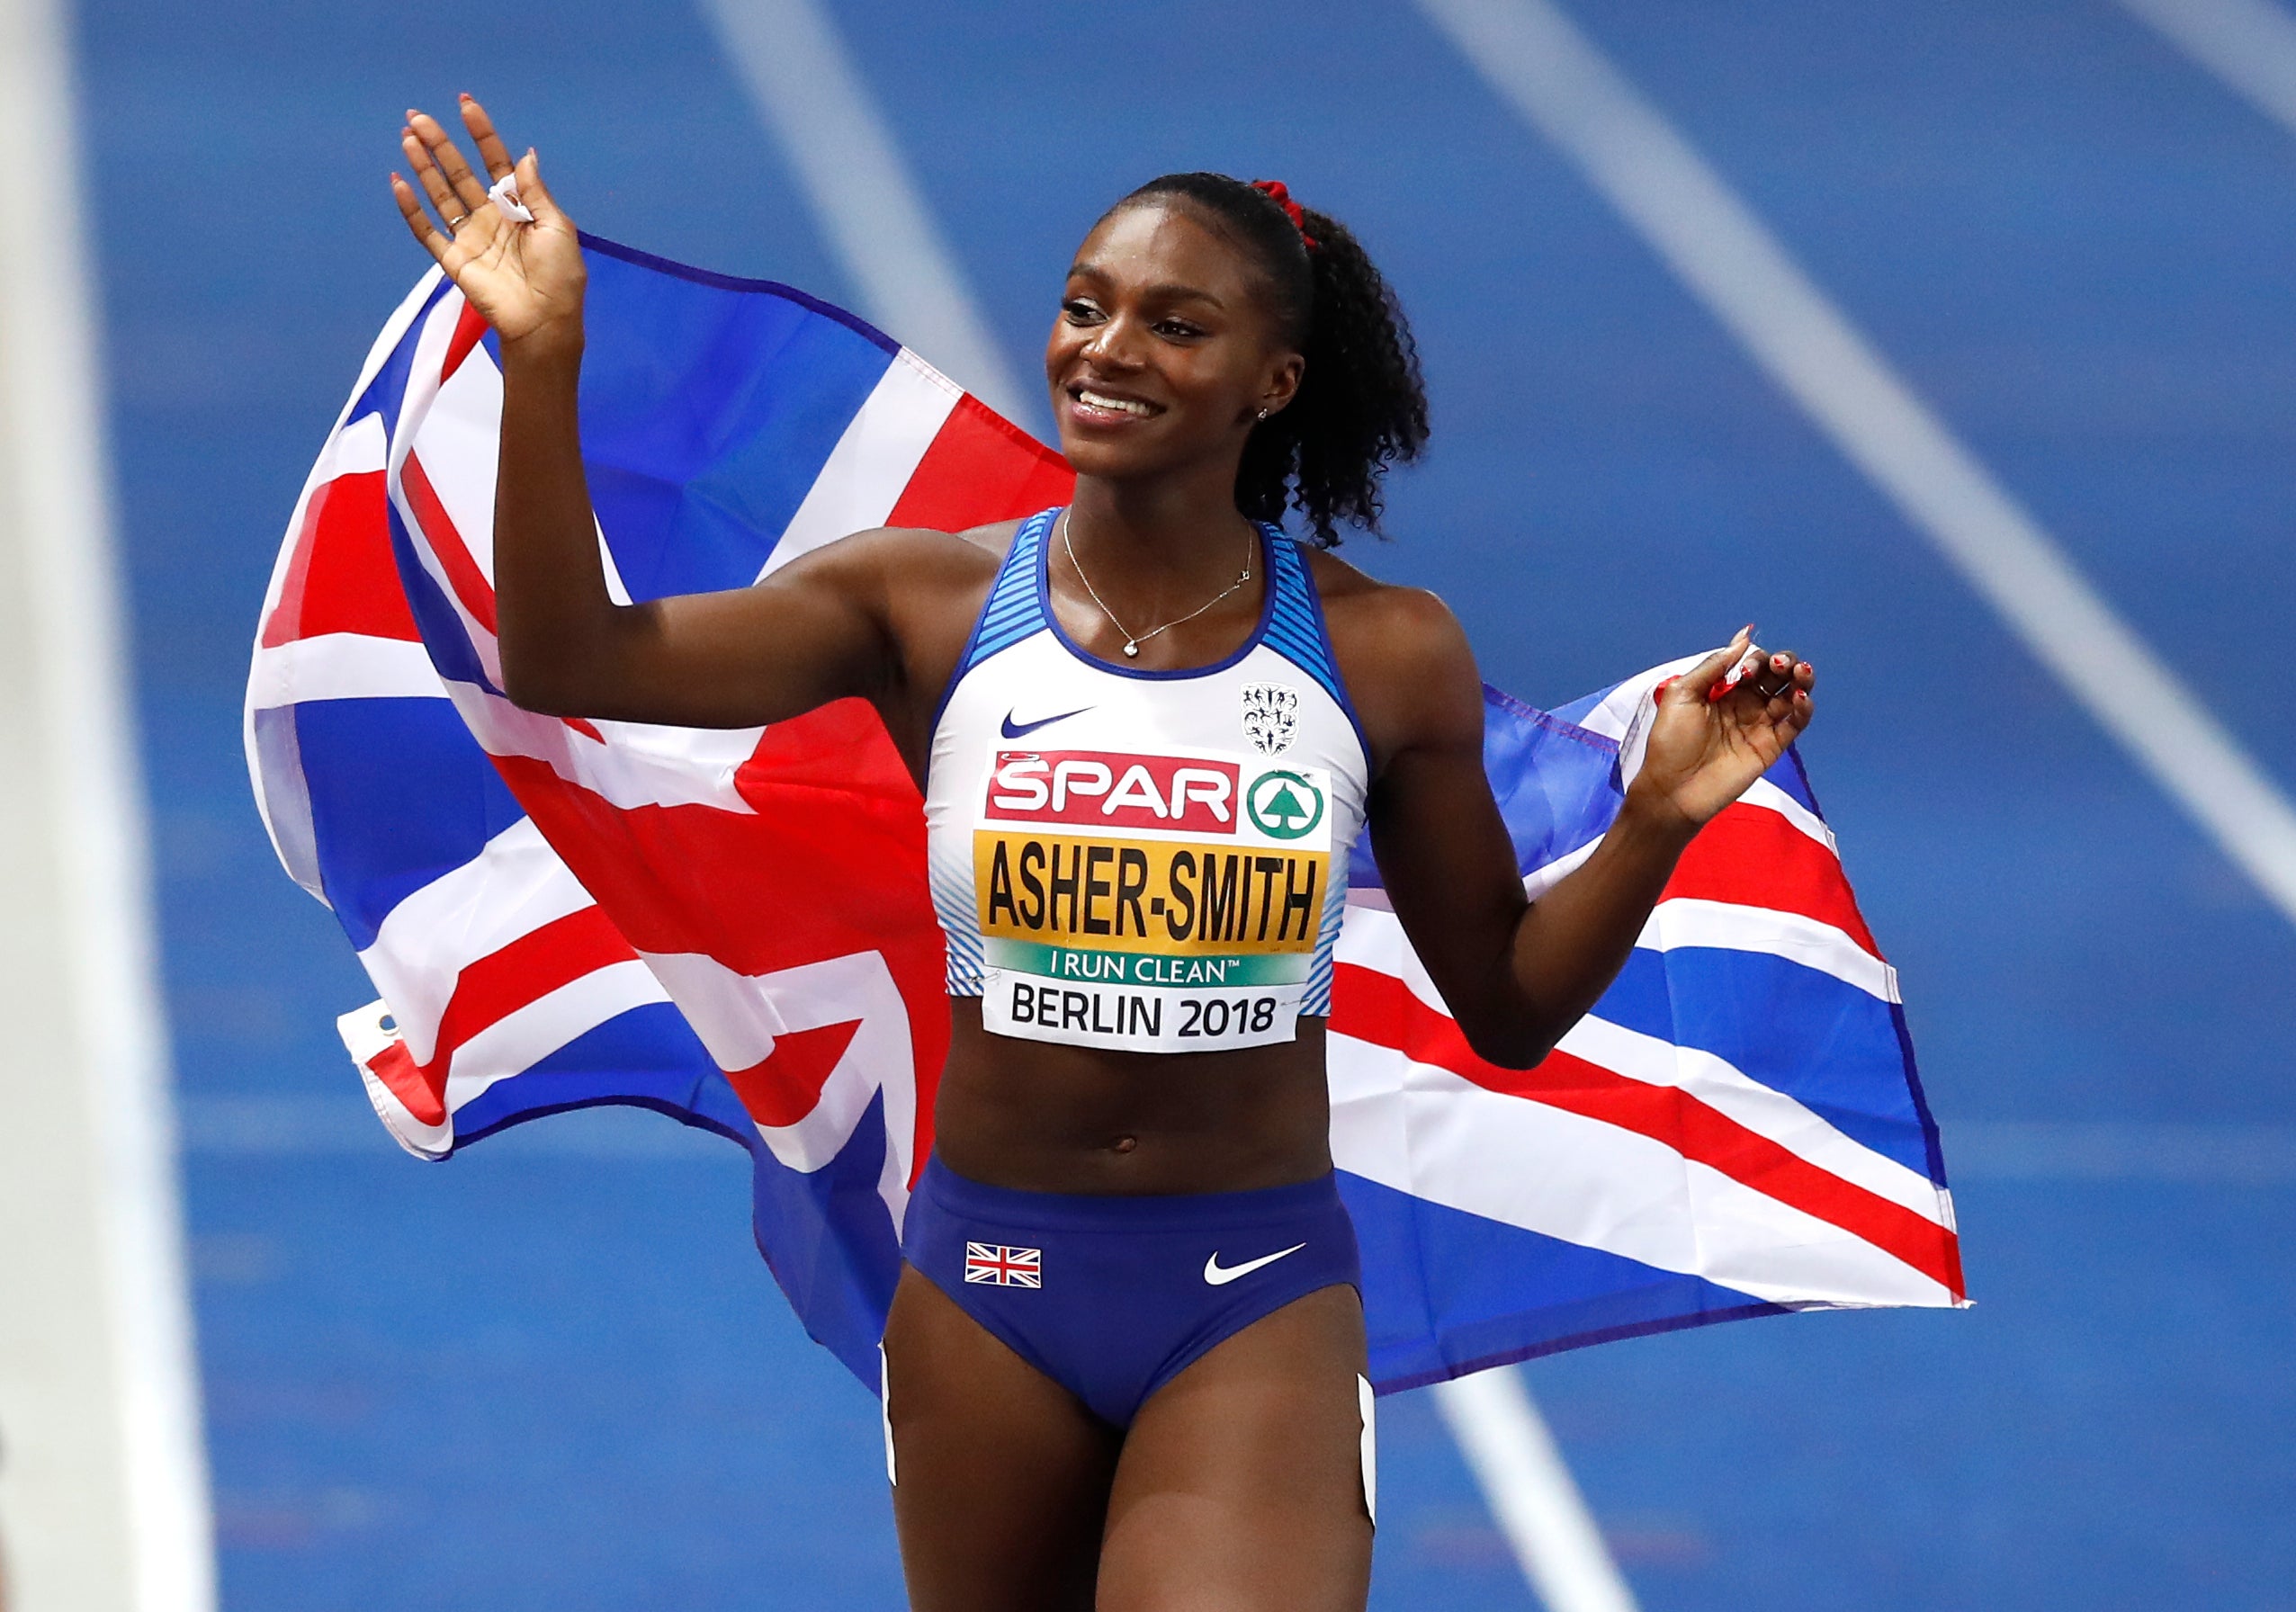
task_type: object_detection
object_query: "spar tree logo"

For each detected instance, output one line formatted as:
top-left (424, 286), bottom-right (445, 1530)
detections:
top-left (1245, 770), bottom-right (1325, 840)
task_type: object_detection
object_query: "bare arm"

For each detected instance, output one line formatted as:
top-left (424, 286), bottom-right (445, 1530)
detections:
top-left (1353, 589), bottom-right (1812, 1069)
top-left (392, 98), bottom-right (916, 730)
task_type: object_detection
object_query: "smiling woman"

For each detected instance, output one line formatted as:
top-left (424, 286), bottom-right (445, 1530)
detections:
top-left (390, 94), bottom-right (1815, 1612)
top-left (1055, 172), bottom-right (1428, 551)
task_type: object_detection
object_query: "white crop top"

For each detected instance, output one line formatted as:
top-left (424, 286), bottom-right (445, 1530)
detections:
top-left (923, 507), bottom-right (1372, 1053)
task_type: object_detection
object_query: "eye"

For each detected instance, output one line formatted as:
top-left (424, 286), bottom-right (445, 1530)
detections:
top-left (1062, 298), bottom-right (1104, 325)
top-left (1153, 318), bottom-right (1206, 340)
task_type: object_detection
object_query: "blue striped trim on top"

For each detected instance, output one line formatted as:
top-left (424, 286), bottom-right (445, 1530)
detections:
top-left (1260, 533), bottom-right (1372, 766)
top-left (960, 509), bottom-right (1056, 676)
top-left (925, 508), bottom-right (1058, 745)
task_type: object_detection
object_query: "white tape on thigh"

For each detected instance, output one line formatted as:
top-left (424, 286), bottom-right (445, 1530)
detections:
top-left (879, 1342), bottom-right (897, 1486)
top-left (1358, 1373), bottom-right (1377, 1527)
top-left (488, 171), bottom-right (534, 223)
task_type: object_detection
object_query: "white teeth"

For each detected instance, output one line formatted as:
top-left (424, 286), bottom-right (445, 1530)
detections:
top-left (1077, 389), bottom-right (1154, 416)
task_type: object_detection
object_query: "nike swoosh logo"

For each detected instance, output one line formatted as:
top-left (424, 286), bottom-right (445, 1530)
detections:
top-left (1000, 705), bottom-right (1093, 739)
top-left (1203, 1243), bottom-right (1308, 1285)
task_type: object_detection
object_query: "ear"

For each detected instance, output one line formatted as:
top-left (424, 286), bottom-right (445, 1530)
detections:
top-left (1256, 350), bottom-right (1306, 420)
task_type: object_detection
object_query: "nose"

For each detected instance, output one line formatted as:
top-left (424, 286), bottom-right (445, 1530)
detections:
top-left (1081, 311), bottom-right (1145, 371)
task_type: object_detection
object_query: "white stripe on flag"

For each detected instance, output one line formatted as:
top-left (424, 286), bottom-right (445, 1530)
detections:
top-left (358, 819), bottom-right (600, 1066)
top-left (440, 676), bottom-right (762, 813)
top-left (416, 326), bottom-right (508, 581)
top-left (1326, 1034), bottom-right (1956, 1307)
top-left (1639, 897), bottom-right (1897, 1002)
top-left (437, 958), bottom-right (670, 1111)
top-left (638, 945), bottom-right (919, 1228)
top-left (759, 347), bottom-right (965, 578)
top-left (1555, 1011), bottom-right (1948, 1227)
top-left (1337, 904), bottom-right (1945, 1228)
top-left (247, 632), bottom-right (442, 710)
top-left (386, 296), bottom-right (504, 687)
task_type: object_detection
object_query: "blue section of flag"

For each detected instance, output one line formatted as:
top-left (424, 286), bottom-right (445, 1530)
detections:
top-left (576, 239), bottom-right (900, 602)
top-left (1595, 946), bottom-right (1936, 1180)
top-left (293, 695), bottom-right (523, 951)
top-left (1350, 684), bottom-right (1624, 894)
top-left (346, 277), bottom-right (454, 441)
top-left (450, 1004), bottom-right (729, 1145)
top-left (1341, 1171), bottom-right (1784, 1392)
top-left (742, 1090), bottom-right (905, 1392)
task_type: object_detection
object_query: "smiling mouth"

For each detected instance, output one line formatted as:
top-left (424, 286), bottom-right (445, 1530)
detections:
top-left (1069, 385), bottom-right (1163, 420)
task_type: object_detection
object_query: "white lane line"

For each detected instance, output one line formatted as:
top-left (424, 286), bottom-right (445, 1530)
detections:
top-left (1415, 0), bottom-right (2296, 926)
top-left (696, 0), bottom-right (1037, 427)
top-left (1432, 1367), bottom-right (1640, 1612)
top-left (2118, 0), bottom-right (2296, 138)
top-left (0, 0), bottom-right (214, 1605)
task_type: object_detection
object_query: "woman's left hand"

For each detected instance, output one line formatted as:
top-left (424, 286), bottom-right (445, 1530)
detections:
top-left (1630, 627), bottom-right (1815, 832)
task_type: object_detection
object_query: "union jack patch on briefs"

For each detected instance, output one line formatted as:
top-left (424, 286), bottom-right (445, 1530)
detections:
top-left (964, 1243), bottom-right (1043, 1287)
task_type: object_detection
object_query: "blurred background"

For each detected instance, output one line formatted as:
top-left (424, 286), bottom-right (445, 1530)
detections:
top-left (1, 0), bottom-right (2292, 1607)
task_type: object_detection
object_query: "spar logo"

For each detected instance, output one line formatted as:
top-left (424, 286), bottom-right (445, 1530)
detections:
top-left (1245, 769), bottom-right (1324, 840)
top-left (985, 751), bottom-right (1240, 834)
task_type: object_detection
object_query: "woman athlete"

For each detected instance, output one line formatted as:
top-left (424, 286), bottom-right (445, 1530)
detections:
top-left (391, 95), bottom-right (1814, 1612)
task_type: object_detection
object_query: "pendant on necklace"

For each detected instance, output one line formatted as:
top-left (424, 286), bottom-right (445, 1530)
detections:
top-left (1123, 641), bottom-right (1140, 658)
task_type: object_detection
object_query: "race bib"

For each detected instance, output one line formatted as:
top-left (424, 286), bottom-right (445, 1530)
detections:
top-left (972, 748), bottom-right (1332, 1052)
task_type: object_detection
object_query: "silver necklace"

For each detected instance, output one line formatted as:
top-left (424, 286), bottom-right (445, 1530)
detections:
top-left (1057, 509), bottom-right (1256, 659)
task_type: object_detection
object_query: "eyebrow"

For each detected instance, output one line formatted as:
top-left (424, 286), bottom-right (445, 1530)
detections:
top-left (1066, 264), bottom-right (1228, 309)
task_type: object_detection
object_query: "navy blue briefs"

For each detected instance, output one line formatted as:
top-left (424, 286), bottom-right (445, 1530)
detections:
top-left (901, 1155), bottom-right (1362, 1428)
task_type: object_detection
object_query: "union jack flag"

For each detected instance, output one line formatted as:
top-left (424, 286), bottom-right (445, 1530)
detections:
top-left (245, 236), bottom-right (1963, 1398)
top-left (964, 1243), bottom-right (1044, 1288)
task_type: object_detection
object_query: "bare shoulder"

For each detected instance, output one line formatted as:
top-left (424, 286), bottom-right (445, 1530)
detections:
top-left (1300, 545), bottom-right (1483, 766)
top-left (1300, 545), bottom-right (1474, 678)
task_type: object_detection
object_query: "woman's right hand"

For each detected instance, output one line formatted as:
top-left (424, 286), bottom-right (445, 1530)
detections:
top-left (390, 95), bottom-right (585, 351)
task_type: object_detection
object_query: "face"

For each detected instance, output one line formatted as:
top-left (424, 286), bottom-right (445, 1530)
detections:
top-left (1045, 201), bottom-right (1305, 483)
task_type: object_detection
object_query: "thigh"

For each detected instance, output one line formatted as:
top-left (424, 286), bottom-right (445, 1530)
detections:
top-left (882, 1265), bottom-right (1123, 1612)
top-left (1097, 1285), bottom-right (1374, 1612)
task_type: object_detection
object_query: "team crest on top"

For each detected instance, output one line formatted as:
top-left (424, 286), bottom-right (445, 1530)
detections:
top-left (1240, 682), bottom-right (1301, 757)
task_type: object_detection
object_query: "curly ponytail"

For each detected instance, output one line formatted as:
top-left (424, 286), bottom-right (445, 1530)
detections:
top-left (1113, 174), bottom-right (1430, 547)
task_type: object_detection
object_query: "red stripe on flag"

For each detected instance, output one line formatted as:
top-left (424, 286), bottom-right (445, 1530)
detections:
top-left (260, 470), bottom-right (423, 646)
top-left (400, 450), bottom-right (597, 746)
top-left (723, 1018), bottom-right (863, 1129)
top-left (477, 697), bottom-right (949, 1180)
top-left (417, 906), bottom-right (637, 1112)
top-left (885, 395), bottom-right (1075, 531)
top-left (399, 451), bottom-right (498, 634)
top-left (1329, 963), bottom-right (1964, 1298)
top-left (363, 1038), bottom-right (438, 1130)
top-left (441, 300), bottom-right (489, 382)
top-left (1664, 802), bottom-right (1880, 957)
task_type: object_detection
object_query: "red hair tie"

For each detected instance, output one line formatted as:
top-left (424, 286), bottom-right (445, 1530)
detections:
top-left (1250, 179), bottom-right (1319, 250)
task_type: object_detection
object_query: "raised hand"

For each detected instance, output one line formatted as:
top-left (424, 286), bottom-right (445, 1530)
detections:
top-left (1631, 627), bottom-right (1816, 830)
top-left (390, 95), bottom-right (584, 349)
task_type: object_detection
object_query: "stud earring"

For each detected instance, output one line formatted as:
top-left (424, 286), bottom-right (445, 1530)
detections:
top-left (1255, 407), bottom-right (1270, 421)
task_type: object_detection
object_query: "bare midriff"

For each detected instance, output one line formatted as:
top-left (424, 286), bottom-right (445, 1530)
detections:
top-left (931, 999), bottom-right (1334, 1196)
